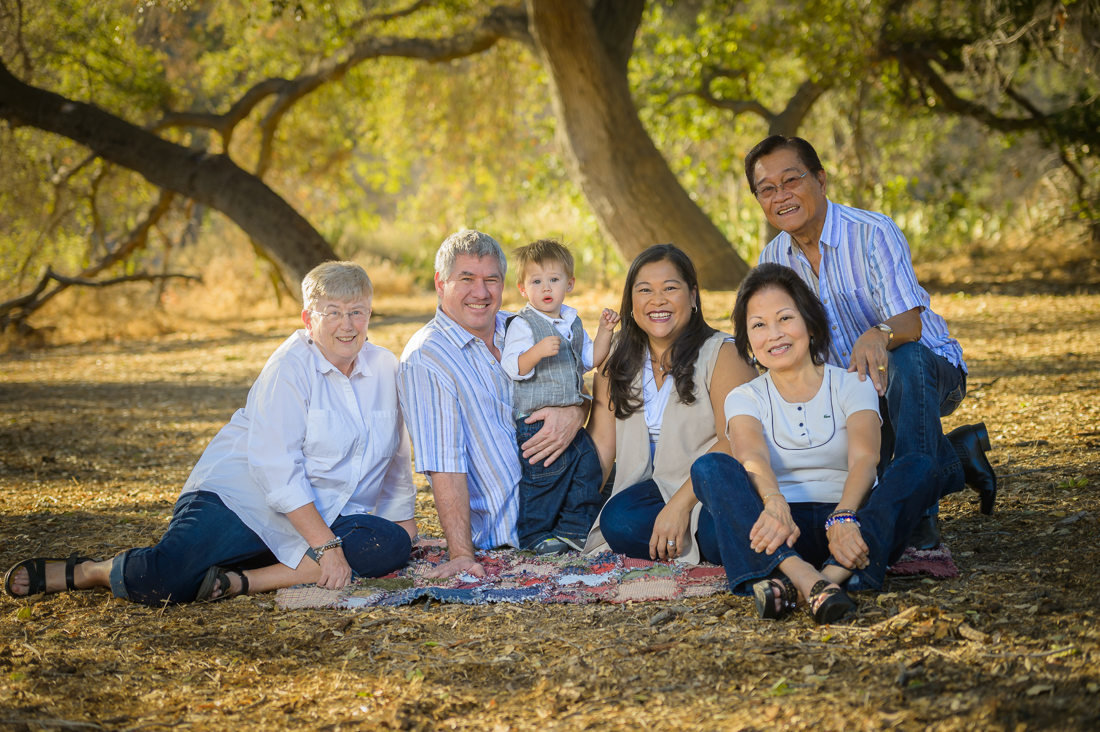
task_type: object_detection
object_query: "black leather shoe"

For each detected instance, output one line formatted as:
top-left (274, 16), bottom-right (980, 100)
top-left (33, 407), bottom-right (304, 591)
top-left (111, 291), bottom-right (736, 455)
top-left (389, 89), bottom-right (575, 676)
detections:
top-left (947, 422), bottom-right (997, 515)
top-left (906, 514), bottom-right (941, 551)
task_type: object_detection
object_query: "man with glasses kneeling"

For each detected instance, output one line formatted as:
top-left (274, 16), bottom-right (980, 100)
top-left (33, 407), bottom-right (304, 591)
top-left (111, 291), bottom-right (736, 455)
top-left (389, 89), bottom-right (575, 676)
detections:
top-left (743, 136), bottom-right (997, 553)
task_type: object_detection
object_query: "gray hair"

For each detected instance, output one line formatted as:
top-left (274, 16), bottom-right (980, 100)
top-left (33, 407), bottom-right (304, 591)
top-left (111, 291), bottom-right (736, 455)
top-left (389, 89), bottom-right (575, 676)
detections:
top-left (434, 229), bottom-right (507, 280)
top-left (301, 261), bottom-right (373, 311)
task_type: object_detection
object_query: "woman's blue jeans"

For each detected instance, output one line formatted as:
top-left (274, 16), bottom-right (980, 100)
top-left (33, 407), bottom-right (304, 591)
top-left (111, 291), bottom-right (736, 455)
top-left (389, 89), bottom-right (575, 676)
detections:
top-left (598, 480), bottom-right (722, 564)
top-left (690, 452), bottom-right (939, 593)
top-left (108, 491), bottom-right (411, 606)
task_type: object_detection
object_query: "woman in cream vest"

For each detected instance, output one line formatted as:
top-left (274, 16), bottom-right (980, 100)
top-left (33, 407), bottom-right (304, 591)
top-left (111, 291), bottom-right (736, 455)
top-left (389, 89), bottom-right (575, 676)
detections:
top-left (583, 245), bottom-right (757, 564)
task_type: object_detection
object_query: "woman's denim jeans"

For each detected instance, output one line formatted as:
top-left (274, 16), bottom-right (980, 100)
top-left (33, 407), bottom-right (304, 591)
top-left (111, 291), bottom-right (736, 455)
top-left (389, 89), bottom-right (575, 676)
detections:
top-left (108, 491), bottom-right (411, 606)
top-left (690, 452), bottom-right (939, 593)
top-left (598, 480), bottom-right (722, 564)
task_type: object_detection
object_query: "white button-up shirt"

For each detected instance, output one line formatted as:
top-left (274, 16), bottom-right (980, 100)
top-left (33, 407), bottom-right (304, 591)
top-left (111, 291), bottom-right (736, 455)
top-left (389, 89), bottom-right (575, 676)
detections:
top-left (501, 304), bottom-right (595, 381)
top-left (181, 331), bottom-right (416, 568)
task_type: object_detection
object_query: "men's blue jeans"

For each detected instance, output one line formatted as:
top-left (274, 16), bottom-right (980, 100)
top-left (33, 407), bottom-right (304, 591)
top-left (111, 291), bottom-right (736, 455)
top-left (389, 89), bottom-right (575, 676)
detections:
top-left (515, 419), bottom-right (604, 549)
top-left (598, 480), bottom-right (722, 564)
top-left (690, 451), bottom-right (939, 592)
top-left (108, 491), bottom-right (411, 606)
top-left (881, 342), bottom-right (967, 515)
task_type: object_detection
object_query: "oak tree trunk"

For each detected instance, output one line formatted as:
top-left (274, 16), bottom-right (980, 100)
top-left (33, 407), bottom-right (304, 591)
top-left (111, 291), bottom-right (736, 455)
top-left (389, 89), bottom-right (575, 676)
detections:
top-left (527, 0), bottom-right (750, 290)
top-left (0, 61), bottom-right (336, 297)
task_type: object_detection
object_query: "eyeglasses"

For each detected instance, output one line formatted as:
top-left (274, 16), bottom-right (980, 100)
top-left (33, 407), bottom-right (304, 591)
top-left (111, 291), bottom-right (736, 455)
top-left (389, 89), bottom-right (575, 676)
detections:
top-left (755, 171), bottom-right (810, 201)
top-left (309, 308), bottom-right (371, 324)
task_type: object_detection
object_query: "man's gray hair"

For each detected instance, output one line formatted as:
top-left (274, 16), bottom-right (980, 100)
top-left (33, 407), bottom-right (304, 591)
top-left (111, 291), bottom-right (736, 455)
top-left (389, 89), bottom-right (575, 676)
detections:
top-left (301, 261), bottom-right (373, 311)
top-left (434, 229), bottom-right (507, 280)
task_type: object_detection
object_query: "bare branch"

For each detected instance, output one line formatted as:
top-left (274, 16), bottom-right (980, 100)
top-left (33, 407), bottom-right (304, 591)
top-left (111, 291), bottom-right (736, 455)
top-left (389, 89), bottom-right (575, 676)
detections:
top-left (1003, 85), bottom-right (1090, 195)
top-left (0, 266), bottom-right (201, 333)
top-left (253, 5), bottom-right (534, 177)
top-left (363, 0), bottom-right (432, 25)
top-left (0, 190), bottom-right (179, 330)
top-left (49, 152), bottom-right (96, 186)
top-left (82, 189), bottom-right (175, 278)
top-left (0, 58), bottom-right (338, 290)
top-left (693, 68), bottom-right (774, 121)
top-left (896, 49), bottom-right (1043, 132)
top-left (14, 152), bottom-right (98, 285)
top-left (0, 0), bottom-right (34, 76)
top-left (149, 5), bottom-right (533, 179)
top-left (47, 271), bottom-right (202, 288)
top-left (0, 267), bottom-right (53, 316)
top-left (151, 77), bottom-right (291, 150)
top-left (769, 80), bottom-right (827, 138)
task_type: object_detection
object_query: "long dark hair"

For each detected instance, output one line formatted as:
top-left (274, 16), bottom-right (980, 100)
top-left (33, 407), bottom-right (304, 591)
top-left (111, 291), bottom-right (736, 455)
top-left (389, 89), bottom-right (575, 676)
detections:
top-left (731, 263), bottom-right (831, 369)
top-left (602, 244), bottom-right (716, 420)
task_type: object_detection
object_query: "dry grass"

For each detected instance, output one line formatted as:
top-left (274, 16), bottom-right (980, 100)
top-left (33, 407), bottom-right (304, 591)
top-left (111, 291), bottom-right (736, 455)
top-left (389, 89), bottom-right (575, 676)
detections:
top-left (1, 286), bottom-right (1099, 731)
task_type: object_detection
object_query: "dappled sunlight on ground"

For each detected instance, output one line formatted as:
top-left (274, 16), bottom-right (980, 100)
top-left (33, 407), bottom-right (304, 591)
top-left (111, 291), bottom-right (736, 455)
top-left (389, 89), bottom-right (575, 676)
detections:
top-left (1, 290), bottom-right (1099, 731)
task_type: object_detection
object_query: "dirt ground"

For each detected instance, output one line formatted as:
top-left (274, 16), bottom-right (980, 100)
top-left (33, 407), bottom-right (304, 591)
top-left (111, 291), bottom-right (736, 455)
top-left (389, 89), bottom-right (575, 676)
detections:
top-left (1, 286), bottom-right (1099, 732)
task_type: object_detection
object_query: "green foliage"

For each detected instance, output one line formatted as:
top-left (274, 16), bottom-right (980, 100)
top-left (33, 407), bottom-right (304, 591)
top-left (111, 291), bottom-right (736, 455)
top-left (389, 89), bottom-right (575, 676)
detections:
top-left (629, 0), bottom-right (1099, 261)
top-left (3, 0), bottom-right (1098, 315)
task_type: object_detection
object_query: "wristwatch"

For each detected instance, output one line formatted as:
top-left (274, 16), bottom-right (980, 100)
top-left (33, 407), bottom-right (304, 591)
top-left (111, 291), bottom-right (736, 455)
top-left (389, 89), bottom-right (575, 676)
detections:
top-left (874, 323), bottom-right (894, 343)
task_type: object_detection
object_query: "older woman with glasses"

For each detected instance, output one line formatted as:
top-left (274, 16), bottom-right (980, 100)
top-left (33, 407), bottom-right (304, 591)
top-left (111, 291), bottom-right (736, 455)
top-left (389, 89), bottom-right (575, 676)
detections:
top-left (5, 262), bottom-right (423, 605)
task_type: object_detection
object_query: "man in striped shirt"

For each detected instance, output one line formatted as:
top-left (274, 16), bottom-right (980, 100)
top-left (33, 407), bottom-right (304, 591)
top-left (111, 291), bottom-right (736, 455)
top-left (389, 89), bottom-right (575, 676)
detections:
top-left (398, 230), bottom-right (587, 579)
top-left (744, 136), bottom-right (997, 550)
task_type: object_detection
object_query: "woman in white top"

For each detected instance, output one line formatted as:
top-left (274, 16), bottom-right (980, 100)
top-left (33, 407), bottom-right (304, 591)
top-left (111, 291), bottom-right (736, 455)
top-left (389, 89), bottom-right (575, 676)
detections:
top-left (583, 245), bottom-right (756, 564)
top-left (4, 262), bottom-right (424, 605)
top-left (691, 263), bottom-right (941, 624)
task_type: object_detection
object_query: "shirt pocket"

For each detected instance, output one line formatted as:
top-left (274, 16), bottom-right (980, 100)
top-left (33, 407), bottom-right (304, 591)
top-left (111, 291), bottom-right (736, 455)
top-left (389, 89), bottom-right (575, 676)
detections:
top-left (370, 409), bottom-right (400, 460)
top-left (303, 409), bottom-right (351, 460)
top-left (836, 286), bottom-right (878, 330)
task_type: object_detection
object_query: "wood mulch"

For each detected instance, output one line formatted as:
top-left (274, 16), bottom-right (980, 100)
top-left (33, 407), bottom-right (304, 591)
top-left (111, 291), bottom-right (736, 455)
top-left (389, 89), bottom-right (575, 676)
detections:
top-left (1, 287), bottom-right (1098, 731)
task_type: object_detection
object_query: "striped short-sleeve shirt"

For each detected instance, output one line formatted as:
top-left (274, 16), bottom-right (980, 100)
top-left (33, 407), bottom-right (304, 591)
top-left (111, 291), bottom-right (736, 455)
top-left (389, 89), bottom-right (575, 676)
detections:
top-left (398, 308), bottom-right (520, 549)
top-left (759, 200), bottom-right (966, 373)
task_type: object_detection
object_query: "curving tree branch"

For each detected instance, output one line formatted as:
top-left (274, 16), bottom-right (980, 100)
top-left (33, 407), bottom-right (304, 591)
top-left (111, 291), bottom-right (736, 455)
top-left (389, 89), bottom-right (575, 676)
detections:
top-left (0, 58), bottom-right (337, 293)
top-left (0, 190), bottom-right (180, 331)
top-left (153, 5), bottom-right (534, 180)
top-left (151, 77), bottom-right (291, 151)
top-left (693, 68), bottom-right (826, 138)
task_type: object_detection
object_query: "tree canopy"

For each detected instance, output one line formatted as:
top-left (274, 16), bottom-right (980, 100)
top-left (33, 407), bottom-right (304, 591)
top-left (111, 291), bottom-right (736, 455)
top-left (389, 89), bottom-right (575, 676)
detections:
top-left (1, 0), bottom-right (1098, 333)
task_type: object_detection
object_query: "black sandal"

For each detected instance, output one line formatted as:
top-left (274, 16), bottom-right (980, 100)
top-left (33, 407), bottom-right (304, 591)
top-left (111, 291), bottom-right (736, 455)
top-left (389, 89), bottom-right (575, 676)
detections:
top-left (3, 553), bottom-right (97, 599)
top-left (195, 566), bottom-right (249, 602)
top-left (807, 580), bottom-right (852, 625)
top-left (752, 576), bottom-right (798, 620)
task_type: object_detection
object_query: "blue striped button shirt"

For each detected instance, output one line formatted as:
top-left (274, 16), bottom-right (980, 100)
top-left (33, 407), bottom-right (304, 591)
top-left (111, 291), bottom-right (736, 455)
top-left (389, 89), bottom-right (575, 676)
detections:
top-left (759, 200), bottom-right (966, 373)
top-left (398, 308), bottom-right (520, 549)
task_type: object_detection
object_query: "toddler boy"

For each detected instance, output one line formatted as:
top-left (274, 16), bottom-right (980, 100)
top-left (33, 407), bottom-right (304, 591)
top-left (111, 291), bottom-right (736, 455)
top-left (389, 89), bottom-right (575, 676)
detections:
top-left (502, 239), bottom-right (619, 554)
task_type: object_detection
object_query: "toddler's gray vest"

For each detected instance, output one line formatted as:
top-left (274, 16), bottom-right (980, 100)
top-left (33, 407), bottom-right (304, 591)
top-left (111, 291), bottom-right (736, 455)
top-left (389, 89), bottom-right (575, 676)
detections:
top-left (509, 304), bottom-right (587, 418)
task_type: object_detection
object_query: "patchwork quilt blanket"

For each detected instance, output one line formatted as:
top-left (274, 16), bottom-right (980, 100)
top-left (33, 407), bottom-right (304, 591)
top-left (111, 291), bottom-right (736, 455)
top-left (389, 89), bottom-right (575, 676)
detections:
top-left (275, 544), bottom-right (958, 611)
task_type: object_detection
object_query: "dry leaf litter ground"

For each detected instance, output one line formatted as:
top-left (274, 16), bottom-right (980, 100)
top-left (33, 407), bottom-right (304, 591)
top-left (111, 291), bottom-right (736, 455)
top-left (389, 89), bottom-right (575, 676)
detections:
top-left (2, 286), bottom-right (1099, 732)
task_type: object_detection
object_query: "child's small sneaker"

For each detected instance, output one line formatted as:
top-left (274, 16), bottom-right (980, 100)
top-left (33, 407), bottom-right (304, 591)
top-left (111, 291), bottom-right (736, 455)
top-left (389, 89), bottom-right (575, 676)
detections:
top-left (532, 535), bottom-right (583, 555)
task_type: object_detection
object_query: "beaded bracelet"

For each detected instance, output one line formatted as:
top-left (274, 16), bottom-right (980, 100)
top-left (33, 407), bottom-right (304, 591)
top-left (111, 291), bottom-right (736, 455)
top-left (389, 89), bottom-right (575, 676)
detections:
top-left (762, 492), bottom-right (785, 503)
top-left (824, 514), bottom-right (861, 531)
top-left (828, 508), bottom-right (857, 520)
